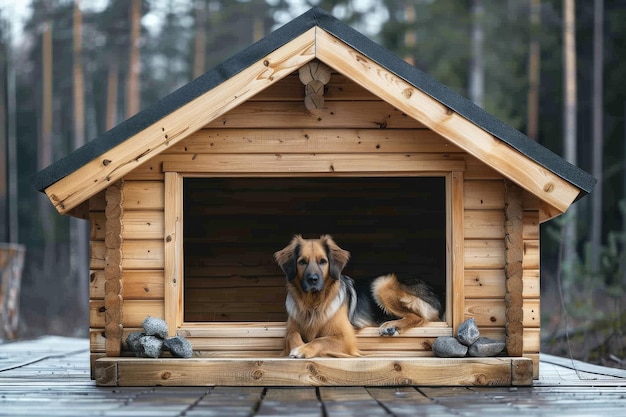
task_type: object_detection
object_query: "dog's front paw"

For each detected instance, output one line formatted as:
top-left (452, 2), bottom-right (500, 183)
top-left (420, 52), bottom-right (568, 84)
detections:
top-left (289, 346), bottom-right (307, 358)
top-left (378, 325), bottom-right (399, 337)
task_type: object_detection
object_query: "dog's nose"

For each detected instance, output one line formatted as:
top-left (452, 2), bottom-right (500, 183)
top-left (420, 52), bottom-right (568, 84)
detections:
top-left (307, 274), bottom-right (319, 284)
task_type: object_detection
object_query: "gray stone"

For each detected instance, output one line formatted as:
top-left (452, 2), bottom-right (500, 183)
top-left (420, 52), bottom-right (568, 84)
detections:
top-left (164, 336), bottom-right (193, 358)
top-left (135, 335), bottom-right (164, 358)
top-left (142, 316), bottom-right (168, 339)
top-left (457, 318), bottom-right (480, 346)
top-left (125, 331), bottom-right (144, 352)
top-left (432, 336), bottom-right (468, 358)
top-left (468, 337), bottom-right (506, 357)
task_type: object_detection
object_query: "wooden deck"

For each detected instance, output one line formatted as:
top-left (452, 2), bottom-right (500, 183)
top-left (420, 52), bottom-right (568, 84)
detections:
top-left (1, 337), bottom-right (625, 416)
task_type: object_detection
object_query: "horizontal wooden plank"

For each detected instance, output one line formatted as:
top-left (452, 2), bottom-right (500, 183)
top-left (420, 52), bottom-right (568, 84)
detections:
top-left (162, 153), bottom-right (466, 174)
top-left (523, 269), bottom-right (540, 298)
top-left (464, 299), bottom-right (505, 327)
top-left (524, 328), bottom-right (540, 353)
top-left (464, 210), bottom-right (505, 239)
top-left (90, 211), bottom-right (164, 240)
top-left (523, 299), bottom-right (540, 328)
top-left (204, 101), bottom-right (425, 129)
top-left (185, 287), bottom-right (286, 304)
top-left (464, 269), bottom-right (505, 298)
top-left (123, 181), bottom-right (165, 210)
top-left (90, 270), bottom-right (165, 300)
top-left (89, 189), bottom-right (107, 211)
top-left (185, 275), bottom-right (285, 288)
top-left (91, 240), bottom-right (164, 270)
top-left (185, 312), bottom-right (288, 322)
top-left (463, 155), bottom-right (502, 180)
top-left (468, 260), bottom-right (536, 305)
top-left (464, 180), bottom-right (505, 209)
top-left (185, 336), bottom-right (439, 352)
top-left (90, 327), bottom-right (143, 353)
top-left (177, 323), bottom-right (451, 339)
top-left (95, 356), bottom-right (532, 386)
top-left (464, 239), bottom-right (505, 269)
top-left (523, 210), bottom-right (540, 239)
top-left (90, 300), bottom-right (164, 328)
top-left (165, 128), bottom-right (463, 155)
top-left (464, 299), bottom-right (540, 328)
top-left (474, 328), bottom-right (540, 353)
top-left (122, 162), bottom-right (165, 181)
top-left (523, 240), bottom-right (539, 269)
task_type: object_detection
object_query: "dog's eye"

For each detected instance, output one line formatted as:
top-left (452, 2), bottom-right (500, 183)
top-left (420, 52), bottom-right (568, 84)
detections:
top-left (298, 259), bottom-right (308, 266)
top-left (319, 258), bottom-right (328, 265)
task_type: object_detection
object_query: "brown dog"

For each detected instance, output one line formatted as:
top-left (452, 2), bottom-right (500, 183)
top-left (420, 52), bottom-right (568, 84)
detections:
top-left (274, 235), bottom-right (442, 358)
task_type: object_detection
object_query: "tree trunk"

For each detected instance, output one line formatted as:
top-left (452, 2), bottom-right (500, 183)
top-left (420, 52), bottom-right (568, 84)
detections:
top-left (469, 0), bottom-right (484, 107)
top-left (590, 0), bottom-right (604, 273)
top-left (193, 0), bottom-right (207, 79)
top-left (526, 0), bottom-right (541, 141)
top-left (403, 2), bottom-right (416, 65)
top-left (72, 0), bottom-right (89, 326)
top-left (39, 20), bottom-right (55, 276)
top-left (106, 59), bottom-right (118, 130)
top-left (0, 36), bottom-right (7, 242)
top-left (126, 0), bottom-right (141, 118)
top-left (562, 0), bottom-right (578, 289)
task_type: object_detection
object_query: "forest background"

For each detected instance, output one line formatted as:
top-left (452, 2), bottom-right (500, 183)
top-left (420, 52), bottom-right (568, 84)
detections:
top-left (1, 0), bottom-right (625, 368)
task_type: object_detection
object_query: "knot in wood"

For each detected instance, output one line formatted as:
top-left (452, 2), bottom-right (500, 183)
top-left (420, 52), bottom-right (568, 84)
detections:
top-left (543, 182), bottom-right (555, 192)
top-left (160, 371), bottom-right (171, 380)
top-left (102, 159), bottom-right (111, 166)
top-left (393, 362), bottom-right (402, 372)
top-left (252, 370), bottom-right (263, 380)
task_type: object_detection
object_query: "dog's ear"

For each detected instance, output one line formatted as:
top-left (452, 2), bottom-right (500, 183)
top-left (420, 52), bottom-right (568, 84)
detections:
top-left (320, 235), bottom-right (350, 280)
top-left (274, 235), bottom-right (302, 282)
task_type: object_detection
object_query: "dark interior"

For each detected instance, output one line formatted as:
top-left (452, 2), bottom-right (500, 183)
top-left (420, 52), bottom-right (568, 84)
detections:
top-left (183, 177), bottom-right (446, 322)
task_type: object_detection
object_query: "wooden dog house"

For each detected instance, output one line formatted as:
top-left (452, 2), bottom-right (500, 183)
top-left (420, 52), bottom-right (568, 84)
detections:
top-left (33, 7), bottom-right (595, 387)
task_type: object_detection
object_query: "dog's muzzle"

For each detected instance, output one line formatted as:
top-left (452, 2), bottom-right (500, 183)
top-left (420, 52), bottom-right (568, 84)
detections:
top-left (302, 272), bottom-right (323, 293)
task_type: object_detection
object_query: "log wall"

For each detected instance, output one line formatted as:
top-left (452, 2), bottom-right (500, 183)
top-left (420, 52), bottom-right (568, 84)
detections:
top-left (88, 72), bottom-right (540, 377)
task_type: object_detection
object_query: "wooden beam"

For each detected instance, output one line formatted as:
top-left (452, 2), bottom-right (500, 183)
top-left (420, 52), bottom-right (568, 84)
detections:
top-left (104, 180), bottom-right (124, 356)
top-left (94, 356), bottom-right (533, 387)
top-left (450, 172), bottom-right (465, 334)
top-left (162, 154), bottom-right (465, 174)
top-left (44, 28), bottom-right (317, 214)
top-left (315, 29), bottom-right (580, 213)
top-left (167, 128), bottom-right (463, 154)
top-left (164, 172), bottom-right (183, 336)
top-left (504, 180), bottom-right (524, 356)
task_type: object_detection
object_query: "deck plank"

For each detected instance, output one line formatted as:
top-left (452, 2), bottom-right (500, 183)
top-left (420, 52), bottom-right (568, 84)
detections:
top-left (1, 336), bottom-right (625, 416)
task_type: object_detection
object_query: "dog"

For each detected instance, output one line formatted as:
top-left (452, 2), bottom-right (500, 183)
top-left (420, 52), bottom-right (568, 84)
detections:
top-left (274, 234), bottom-right (442, 358)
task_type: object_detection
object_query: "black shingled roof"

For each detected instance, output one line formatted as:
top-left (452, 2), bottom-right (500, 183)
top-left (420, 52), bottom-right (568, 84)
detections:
top-left (32, 6), bottom-right (596, 200)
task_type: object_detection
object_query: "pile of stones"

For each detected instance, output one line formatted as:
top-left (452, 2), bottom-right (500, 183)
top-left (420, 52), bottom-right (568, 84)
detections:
top-left (432, 318), bottom-right (505, 358)
top-left (125, 317), bottom-right (193, 358)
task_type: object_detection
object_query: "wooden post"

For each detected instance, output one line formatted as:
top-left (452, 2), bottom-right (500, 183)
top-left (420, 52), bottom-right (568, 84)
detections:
top-left (298, 60), bottom-right (331, 115)
top-left (504, 180), bottom-right (524, 356)
top-left (0, 243), bottom-right (25, 339)
top-left (104, 181), bottom-right (124, 356)
top-left (164, 172), bottom-right (183, 336)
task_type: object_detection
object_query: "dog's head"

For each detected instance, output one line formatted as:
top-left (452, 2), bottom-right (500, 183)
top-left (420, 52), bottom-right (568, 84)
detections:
top-left (274, 235), bottom-right (350, 293)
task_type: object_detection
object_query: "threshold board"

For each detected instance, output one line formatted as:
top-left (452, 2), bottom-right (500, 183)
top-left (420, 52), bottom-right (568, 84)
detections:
top-left (95, 356), bottom-right (533, 387)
